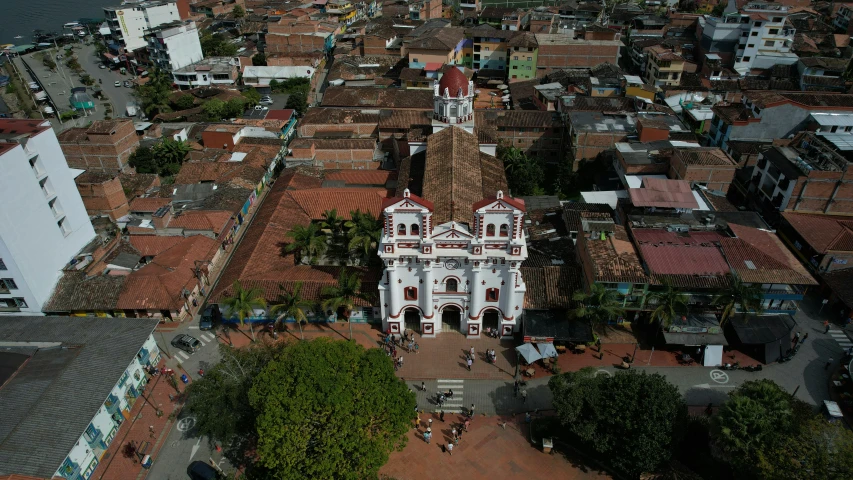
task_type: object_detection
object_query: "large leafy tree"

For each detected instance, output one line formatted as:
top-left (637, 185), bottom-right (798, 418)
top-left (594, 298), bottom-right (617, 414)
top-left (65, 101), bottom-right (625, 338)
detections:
top-left (549, 369), bottom-right (687, 476)
top-left (221, 281), bottom-right (267, 343)
top-left (713, 275), bottom-right (765, 325)
top-left (321, 269), bottom-right (371, 340)
top-left (285, 90), bottom-right (308, 116)
top-left (286, 223), bottom-right (327, 265)
top-left (646, 283), bottom-right (689, 328)
top-left (572, 283), bottom-right (625, 350)
top-left (756, 415), bottom-right (853, 479)
top-left (128, 145), bottom-right (157, 174)
top-left (269, 282), bottom-right (314, 340)
top-left (497, 144), bottom-right (544, 196)
top-left (134, 68), bottom-right (173, 116)
top-left (249, 339), bottom-right (415, 479)
top-left (346, 210), bottom-right (382, 266)
top-left (200, 31), bottom-right (238, 57)
top-left (151, 138), bottom-right (190, 166)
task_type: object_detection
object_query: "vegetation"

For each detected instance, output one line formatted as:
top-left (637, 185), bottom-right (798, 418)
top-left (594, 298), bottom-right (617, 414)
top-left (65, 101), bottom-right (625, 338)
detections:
top-left (232, 5), bottom-right (246, 18)
top-left (132, 138), bottom-right (191, 176)
top-left (134, 68), bottom-right (173, 117)
top-left (285, 90), bottom-right (308, 116)
top-left (285, 223), bottom-right (328, 265)
top-left (200, 31), bottom-right (238, 57)
top-left (713, 275), bottom-right (765, 325)
top-left (202, 96), bottom-right (248, 120)
top-left (65, 57), bottom-right (81, 72)
top-left (321, 269), bottom-right (372, 339)
top-left (220, 281), bottom-right (267, 343)
top-left (251, 53), bottom-right (267, 66)
top-left (242, 87), bottom-right (261, 106)
top-left (269, 282), bottom-right (314, 340)
top-left (549, 369), bottom-right (687, 476)
top-left (94, 42), bottom-right (107, 56)
top-left (175, 94), bottom-right (195, 110)
top-left (42, 56), bottom-right (56, 70)
top-left (80, 74), bottom-right (95, 86)
top-left (646, 283), bottom-right (689, 328)
top-left (571, 283), bottom-right (625, 327)
top-left (269, 78), bottom-right (310, 115)
top-left (708, 379), bottom-right (853, 479)
top-left (497, 144), bottom-right (544, 196)
top-left (346, 210), bottom-right (383, 266)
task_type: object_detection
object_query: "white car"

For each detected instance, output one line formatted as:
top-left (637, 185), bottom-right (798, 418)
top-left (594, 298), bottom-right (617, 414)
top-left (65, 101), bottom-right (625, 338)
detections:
top-left (114, 81), bottom-right (121, 87)
top-left (99, 64), bottom-right (106, 69)
top-left (259, 99), bottom-right (274, 105)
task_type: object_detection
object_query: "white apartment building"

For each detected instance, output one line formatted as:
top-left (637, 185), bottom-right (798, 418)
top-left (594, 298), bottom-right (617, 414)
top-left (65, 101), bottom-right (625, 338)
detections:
top-left (172, 57), bottom-right (240, 89)
top-left (103, 0), bottom-right (182, 51)
top-left (0, 119), bottom-right (96, 315)
top-left (146, 21), bottom-right (204, 73)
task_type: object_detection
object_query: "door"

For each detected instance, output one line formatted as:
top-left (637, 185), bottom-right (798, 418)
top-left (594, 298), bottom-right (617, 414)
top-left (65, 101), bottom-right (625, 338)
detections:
top-left (404, 308), bottom-right (421, 332)
top-left (483, 309), bottom-right (499, 333)
top-left (442, 306), bottom-right (462, 333)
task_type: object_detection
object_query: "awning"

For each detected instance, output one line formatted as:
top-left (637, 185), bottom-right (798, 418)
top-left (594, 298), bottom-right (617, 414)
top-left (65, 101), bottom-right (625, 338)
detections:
top-left (728, 314), bottom-right (795, 345)
top-left (537, 343), bottom-right (558, 358)
top-left (515, 343), bottom-right (542, 364)
top-left (663, 332), bottom-right (728, 346)
top-left (523, 309), bottom-right (594, 343)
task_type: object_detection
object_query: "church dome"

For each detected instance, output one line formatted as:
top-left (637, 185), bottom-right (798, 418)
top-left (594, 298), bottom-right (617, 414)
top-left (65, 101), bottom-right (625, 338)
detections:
top-left (438, 67), bottom-right (469, 97)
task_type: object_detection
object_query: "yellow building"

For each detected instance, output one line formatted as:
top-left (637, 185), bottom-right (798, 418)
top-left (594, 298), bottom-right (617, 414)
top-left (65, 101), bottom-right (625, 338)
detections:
top-left (643, 45), bottom-right (685, 87)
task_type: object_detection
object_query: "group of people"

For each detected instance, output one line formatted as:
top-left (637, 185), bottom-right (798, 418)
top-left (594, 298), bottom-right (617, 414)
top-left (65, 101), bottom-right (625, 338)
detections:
top-left (486, 349), bottom-right (497, 364)
top-left (436, 389), bottom-right (454, 407)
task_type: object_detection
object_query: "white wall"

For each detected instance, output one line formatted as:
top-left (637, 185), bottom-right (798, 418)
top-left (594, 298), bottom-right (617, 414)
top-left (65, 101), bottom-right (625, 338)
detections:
top-left (0, 122), bottom-right (96, 314)
top-left (161, 26), bottom-right (204, 71)
top-left (115, 9), bottom-right (148, 50)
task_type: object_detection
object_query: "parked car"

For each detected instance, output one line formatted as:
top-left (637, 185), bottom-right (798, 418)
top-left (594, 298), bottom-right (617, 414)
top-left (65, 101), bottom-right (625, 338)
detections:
top-left (187, 461), bottom-right (219, 480)
top-left (171, 334), bottom-right (201, 354)
top-left (99, 64), bottom-right (106, 69)
top-left (123, 80), bottom-right (132, 88)
top-left (259, 99), bottom-right (273, 105)
top-left (114, 81), bottom-right (121, 87)
top-left (254, 105), bottom-right (268, 111)
top-left (199, 304), bottom-right (220, 331)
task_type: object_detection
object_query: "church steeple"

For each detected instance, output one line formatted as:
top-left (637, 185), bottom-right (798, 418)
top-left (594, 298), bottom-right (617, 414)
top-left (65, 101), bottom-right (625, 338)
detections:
top-left (432, 65), bottom-right (475, 134)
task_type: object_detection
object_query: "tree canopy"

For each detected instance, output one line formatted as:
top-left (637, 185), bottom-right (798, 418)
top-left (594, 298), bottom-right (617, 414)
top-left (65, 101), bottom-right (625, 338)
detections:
top-left (285, 90), bottom-right (308, 116)
top-left (549, 368), bottom-right (687, 476)
top-left (200, 31), bottom-right (238, 57)
top-left (248, 338), bottom-right (415, 479)
top-left (134, 68), bottom-right (173, 116)
top-left (497, 144), bottom-right (544, 196)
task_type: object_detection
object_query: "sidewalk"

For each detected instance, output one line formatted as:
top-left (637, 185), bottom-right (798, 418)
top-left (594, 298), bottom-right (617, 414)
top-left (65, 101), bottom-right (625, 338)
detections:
top-left (379, 412), bottom-right (610, 480)
top-left (91, 360), bottom-right (190, 480)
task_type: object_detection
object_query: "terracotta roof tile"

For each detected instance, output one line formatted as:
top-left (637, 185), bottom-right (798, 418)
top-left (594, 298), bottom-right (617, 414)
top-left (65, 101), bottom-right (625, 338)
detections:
top-left (324, 170), bottom-right (397, 185)
top-left (130, 197), bottom-right (171, 213)
top-left (673, 147), bottom-right (737, 166)
top-left (521, 265), bottom-right (583, 309)
top-left (42, 271), bottom-right (126, 312)
top-left (634, 229), bottom-right (730, 286)
top-left (719, 237), bottom-right (817, 285)
top-left (168, 210), bottom-right (233, 234)
top-left (628, 178), bottom-right (699, 209)
top-left (584, 225), bottom-right (647, 283)
top-left (288, 188), bottom-right (389, 220)
top-left (129, 236), bottom-right (183, 257)
top-left (321, 86), bottom-right (434, 109)
top-left (780, 212), bottom-right (853, 253)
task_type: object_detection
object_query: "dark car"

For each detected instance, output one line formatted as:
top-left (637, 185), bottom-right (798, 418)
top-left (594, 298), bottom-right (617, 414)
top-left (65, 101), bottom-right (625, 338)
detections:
top-left (187, 460), bottom-right (219, 480)
top-left (199, 304), bottom-right (220, 331)
top-left (171, 334), bottom-right (201, 354)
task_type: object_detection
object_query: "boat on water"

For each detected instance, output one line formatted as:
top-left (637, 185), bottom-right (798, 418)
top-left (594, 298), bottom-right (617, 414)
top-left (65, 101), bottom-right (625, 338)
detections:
top-left (63, 22), bottom-right (80, 29)
top-left (14, 35), bottom-right (23, 39)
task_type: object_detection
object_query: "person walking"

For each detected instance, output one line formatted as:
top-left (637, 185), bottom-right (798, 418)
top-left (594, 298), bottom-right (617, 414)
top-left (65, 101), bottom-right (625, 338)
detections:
top-left (793, 332), bottom-right (801, 345)
top-left (466, 357), bottom-right (472, 371)
top-left (421, 381), bottom-right (426, 392)
top-left (521, 389), bottom-right (528, 403)
top-left (423, 429), bottom-right (431, 444)
top-left (447, 442), bottom-right (453, 456)
top-left (469, 346), bottom-right (475, 359)
top-left (825, 320), bottom-right (831, 333)
top-left (469, 404), bottom-right (475, 417)
top-left (464, 419), bottom-right (470, 431)
top-left (414, 342), bottom-right (419, 354)
top-left (451, 427), bottom-right (457, 441)
top-left (398, 356), bottom-right (404, 369)
top-left (801, 332), bottom-right (809, 344)
top-left (440, 410), bottom-right (445, 422)
top-left (514, 379), bottom-right (520, 397)
top-left (415, 410), bottom-right (421, 429)
top-left (826, 357), bottom-right (834, 370)
top-left (408, 339), bottom-right (414, 353)
top-left (428, 418), bottom-right (433, 429)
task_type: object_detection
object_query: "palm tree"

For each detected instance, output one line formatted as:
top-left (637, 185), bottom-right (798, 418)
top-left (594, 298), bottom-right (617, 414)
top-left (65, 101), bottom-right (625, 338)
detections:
top-left (321, 269), bottom-right (371, 340)
top-left (572, 283), bottom-right (625, 354)
top-left (713, 275), bottom-right (765, 326)
top-left (346, 210), bottom-right (382, 266)
top-left (321, 209), bottom-right (349, 266)
top-left (220, 281), bottom-right (266, 343)
top-left (286, 223), bottom-right (327, 264)
top-left (269, 282), bottom-right (314, 340)
top-left (320, 209), bottom-right (345, 236)
top-left (646, 284), bottom-right (690, 328)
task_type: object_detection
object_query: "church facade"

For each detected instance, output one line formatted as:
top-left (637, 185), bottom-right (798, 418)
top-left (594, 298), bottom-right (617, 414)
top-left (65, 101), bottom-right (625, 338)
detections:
top-left (377, 67), bottom-right (528, 338)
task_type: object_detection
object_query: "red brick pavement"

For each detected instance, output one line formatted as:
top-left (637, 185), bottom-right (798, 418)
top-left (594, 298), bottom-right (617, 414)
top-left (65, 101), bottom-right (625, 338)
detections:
top-left (92, 361), bottom-right (189, 480)
top-left (379, 413), bottom-right (610, 480)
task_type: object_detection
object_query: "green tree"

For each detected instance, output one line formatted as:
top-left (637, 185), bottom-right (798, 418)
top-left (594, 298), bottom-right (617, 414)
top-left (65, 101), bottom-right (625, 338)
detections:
top-left (202, 98), bottom-right (226, 120)
top-left (224, 97), bottom-right (246, 118)
top-left (232, 5), bottom-right (246, 18)
top-left (549, 369), bottom-right (687, 476)
top-left (757, 415), bottom-right (853, 479)
top-left (128, 145), bottom-right (157, 174)
top-left (285, 90), bottom-right (308, 115)
top-left (345, 210), bottom-right (382, 266)
top-left (134, 68), bottom-right (173, 116)
top-left (242, 87), bottom-right (261, 106)
top-left (269, 282), bottom-right (314, 340)
top-left (175, 94), bottom-right (195, 110)
top-left (320, 209), bottom-right (350, 265)
top-left (712, 275), bottom-right (765, 325)
top-left (221, 280), bottom-right (267, 343)
top-left (94, 42), bottom-right (107, 56)
top-left (712, 1), bottom-right (727, 16)
top-left (42, 56), bottom-right (56, 70)
top-left (285, 223), bottom-right (327, 265)
top-left (321, 269), bottom-right (371, 340)
top-left (646, 283), bottom-right (689, 328)
top-left (572, 283), bottom-right (625, 327)
top-left (497, 144), bottom-right (543, 196)
top-left (249, 338), bottom-right (415, 479)
top-left (151, 138), bottom-right (190, 170)
top-left (251, 53), bottom-right (267, 66)
top-left (200, 31), bottom-right (238, 57)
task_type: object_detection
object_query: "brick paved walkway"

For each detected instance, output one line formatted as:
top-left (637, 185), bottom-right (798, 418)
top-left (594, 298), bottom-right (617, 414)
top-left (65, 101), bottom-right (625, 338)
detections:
top-left (91, 360), bottom-right (189, 480)
top-left (379, 412), bottom-right (610, 480)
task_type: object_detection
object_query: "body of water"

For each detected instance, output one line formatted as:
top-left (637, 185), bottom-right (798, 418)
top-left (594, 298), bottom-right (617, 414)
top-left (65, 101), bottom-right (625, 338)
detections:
top-left (0, 0), bottom-right (115, 46)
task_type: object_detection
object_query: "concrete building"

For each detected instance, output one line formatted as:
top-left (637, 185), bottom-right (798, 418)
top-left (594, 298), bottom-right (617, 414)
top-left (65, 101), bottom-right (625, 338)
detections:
top-left (57, 119), bottom-right (140, 173)
top-left (644, 45), bottom-right (686, 87)
top-left (507, 33), bottom-right (538, 80)
top-left (103, 0), bottom-right (183, 52)
top-left (668, 147), bottom-right (737, 192)
top-left (466, 25), bottom-right (513, 71)
top-left (0, 120), bottom-right (96, 315)
top-left (172, 56), bottom-right (240, 89)
top-left (0, 316), bottom-right (160, 480)
top-left (145, 20), bottom-right (204, 73)
top-left (533, 33), bottom-right (621, 76)
top-left (403, 24), bottom-right (466, 69)
top-left (241, 66), bottom-right (316, 87)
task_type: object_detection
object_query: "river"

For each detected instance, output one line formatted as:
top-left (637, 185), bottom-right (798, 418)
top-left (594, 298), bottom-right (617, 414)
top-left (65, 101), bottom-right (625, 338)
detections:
top-left (0, 0), bottom-right (115, 46)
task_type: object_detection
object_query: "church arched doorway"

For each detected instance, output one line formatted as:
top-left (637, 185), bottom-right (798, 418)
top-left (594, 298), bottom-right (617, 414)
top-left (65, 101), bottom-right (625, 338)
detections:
top-left (483, 309), bottom-right (500, 335)
top-left (404, 308), bottom-right (421, 332)
top-left (441, 306), bottom-right (462, 333)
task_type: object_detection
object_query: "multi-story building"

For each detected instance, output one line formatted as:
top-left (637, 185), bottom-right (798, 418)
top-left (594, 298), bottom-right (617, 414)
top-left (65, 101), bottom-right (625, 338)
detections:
top-left (668, 147), bottom-right (737, 192)
top-left (834, 4), bottom-right (853, 34)
top-left (507, 33), bottom-right (538, 80)
top-left (466, 24), bottom-right (513, 71)
top-left (75, 172), bottom-right (131, 220)
top-left (103, 0), bottom-right (182, 52)
top-left (644, 45), bottom-right (686, 87)
top-left (534, 33), bottom-right (621, 76)
top-left (403, 25), bottom-right (466, 69)
top-left (57, 119), bottom-right (140, 173)
top-left (265, 17), bottom-right (337, 55)
top-left (408, 0), bottom-right (442, 20)
top-left (0, 119), bottom-right (96, 315)
top-left (0, 316), bottom-right (161, 480)
top-left (325, 0), bottom-right (359, 25)
top-left (172, 57), bottom-right (240, 89)
top-left (145, 20), bottom-right (204, 73)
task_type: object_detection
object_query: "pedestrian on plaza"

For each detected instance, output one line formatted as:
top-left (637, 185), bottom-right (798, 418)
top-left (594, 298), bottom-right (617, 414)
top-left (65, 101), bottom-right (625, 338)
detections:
top-left (421, 381), bottom-right (426, 392)
top-left (469, 404), bottom-right (475, 417)
top-left (521, 389), bottom-right (528, 403)
top-left (414, 342), bottom-right (419, 354)
top-left (825, 320), bottom-right (831, 333)
top-left (440, 410), bottom-right (445, 422)
top-left (470, 346), bottom-right (475, 358)
top-left (451, 427), bottom-right (457, 440)
top-left (525, 412), bottom-right (532, 423)
top-left (801, 332), bottom-right (809, 344)
top-left (447, 442), bottom-right (453, 456)
top-left (464, 419), bottom-right (470, 431)
top-left (466, 357), bottom-right (472, 371)
top-left (398, 356), bottom-right (404, 368)
top-left (408, 340), bottom-right (414, 352)
top-left (514, 379), bottom-right (519, 397)
top-left (428, 418), bottom-right (433, 429)
top-left (826, 357), bottom-right (834, 370)
top-left (457, 428), bottom-right (463, 442)
top-left (794, 332), bottom-right (801, 344)
top-left (415, 410), bottom-right (421, 428)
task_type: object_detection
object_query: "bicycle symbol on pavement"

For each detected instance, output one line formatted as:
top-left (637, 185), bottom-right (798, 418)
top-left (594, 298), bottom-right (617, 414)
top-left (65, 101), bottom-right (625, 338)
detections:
top-left (177, 416), bottom-right (196, 432)
top-left (710, 370), bottom-right (729, 384)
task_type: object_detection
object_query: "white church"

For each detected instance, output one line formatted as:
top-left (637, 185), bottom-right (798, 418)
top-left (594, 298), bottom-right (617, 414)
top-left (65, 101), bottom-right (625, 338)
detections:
top-left (378, 67), bottom-right (528, 338)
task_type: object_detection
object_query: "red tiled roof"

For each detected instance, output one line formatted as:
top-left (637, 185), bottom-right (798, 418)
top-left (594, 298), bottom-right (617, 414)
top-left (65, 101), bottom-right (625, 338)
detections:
top-left (634, 229), bottom-right (730, 278)
top-left (584, 225), bottom-right (647, 283)
top-left (117, 235), bottom-right (218, 310)
top-left (130, 197), bottom-right (171, 213)
top-left (628, 178), bottom-right (699, 210)
top-left (381, 191), bottom-right (435, 211)
top-left (129, 236), bottom-right (183, 257)
top-left (168, 210), bottom-right (233, 234)
top-left (288, 189), bottom-right (389, 220)
top-left (719, 237), bottom-right (817, 285)
top-left (325, 170), bottom-right (397, 185)
top-left (781, 212), bottom-right (853, 253)
top-left (727, 223), bottom-right (815, 281)
top-left (264, 109), bottom-right (295, 120)
top-left (472, 194), bottom-right (526, 212)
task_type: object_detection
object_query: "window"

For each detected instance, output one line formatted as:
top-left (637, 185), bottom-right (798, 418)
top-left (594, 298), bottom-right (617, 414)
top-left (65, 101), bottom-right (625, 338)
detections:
top-left (411, 223), bottom-right (420, 235)
top-left (446, 278), bottom-right (458, 292)
top-left (742, 56), bottom-right (751, 62)
top-left (764, 40), bottom-right (774, 47)
top-left (499, 224), bottom-right (509, 237)
top-left (672, 72), bottom-right (679, 80)
top-left (512, 65), bottom-right (518, 69)
top-left (754, 22), bottom-right (761, 27)
top-left (527, 57), bottom-right (532, 61)
top-left (412, 58), bottom-right (418, 63)
top-left (119, 370), bottom-right (129, 386)
top-left (84, 424), bottom-right (98, 442)
top-left (486, 288), bottom-right (499, 302)
top-left (769, 28), bottom-right (779, 34)
top-left (484, 46), bottom-right (490, 51)
top-left (772, 17), bottom-right (782, 22)
top-left (513, 55), bottom-right (518, 60)
top-left (751, 31), bottom-right (758, 36)
top-left (747, 44), bottom-right (755, 48)
top-left (742, 32), bottom-right (749, 37)
top-left (404, 287), bottom-right (418, 300)
top-left (58, 218), bottom-right (71, 236)
top-left (397, 224), bottom-right (407, 235)
top-left (486, 224), bottom-right (495, 236)
top-left (0, 258), bottom-right (5, 270)
top-left (1, 278), bottom-right (18, 290)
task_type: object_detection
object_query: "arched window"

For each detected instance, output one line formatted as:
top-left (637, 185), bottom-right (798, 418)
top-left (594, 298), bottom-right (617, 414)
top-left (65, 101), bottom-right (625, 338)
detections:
top-left (397, 224), bottom-right (407, 235)
top-left (446, 278), bottom-right (458, 292)
top-left (450, 104), bottom-right (458, 117)
top-left (499, 224), bottom-right (509, 237)
top-left (411, 223), bottom-right (420, 235)
top-left (486, 224), bottom-right (495, 237)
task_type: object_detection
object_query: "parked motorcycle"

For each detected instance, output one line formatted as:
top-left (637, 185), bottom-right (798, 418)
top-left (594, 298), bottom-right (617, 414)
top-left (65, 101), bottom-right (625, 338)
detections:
top-left (721, 362), bottom-right (740, 371)
top-left (743, 364), bottom-right (763, 372)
